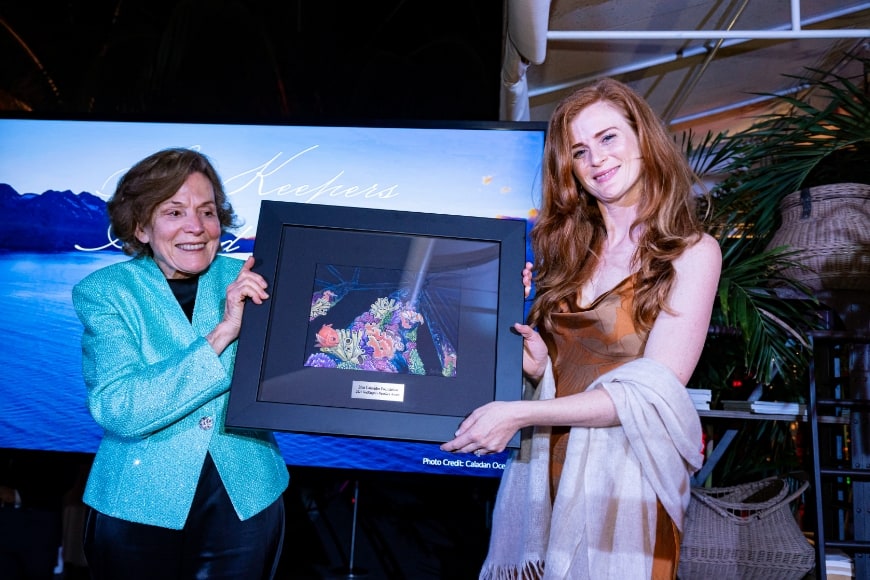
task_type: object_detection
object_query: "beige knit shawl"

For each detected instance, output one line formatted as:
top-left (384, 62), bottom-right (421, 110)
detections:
top-left (479, 357), bottom-right (703, 580)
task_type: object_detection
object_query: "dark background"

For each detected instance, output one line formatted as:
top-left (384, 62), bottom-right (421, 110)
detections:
top-left (0, 0), bottom-right (503, 123)
top-left (1, 2), bottom-right (505, 578)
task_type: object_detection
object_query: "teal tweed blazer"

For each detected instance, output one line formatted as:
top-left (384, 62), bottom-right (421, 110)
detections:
top-left (72, 254), bottom-right (288, 530)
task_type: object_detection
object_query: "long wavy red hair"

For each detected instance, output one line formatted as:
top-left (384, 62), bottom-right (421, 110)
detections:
top-left (528, 78), bottom-right (706, 334)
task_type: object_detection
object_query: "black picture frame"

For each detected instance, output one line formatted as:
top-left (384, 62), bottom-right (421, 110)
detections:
top-left (226, 201), bottom-right (527, 447)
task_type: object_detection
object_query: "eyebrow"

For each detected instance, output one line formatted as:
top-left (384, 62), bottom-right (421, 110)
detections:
top-left (571, 125), bottom-right (618, 150)
top-left (159, 199), bottom-right (217, 209)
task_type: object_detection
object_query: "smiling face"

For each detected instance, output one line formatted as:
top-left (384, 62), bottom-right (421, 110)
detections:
top-left (568, 100), bottom-right (644, 208)
top-left (134, 171), bottom-right (222, 279)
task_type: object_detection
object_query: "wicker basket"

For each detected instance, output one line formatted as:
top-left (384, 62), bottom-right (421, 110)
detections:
top-left (766, 182), bottom-right (870, 292)
top-left (678, 477), bottom-right (815, 580)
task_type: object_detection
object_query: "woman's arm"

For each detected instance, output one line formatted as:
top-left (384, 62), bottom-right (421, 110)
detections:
top-left (643, 232), bottom-right (722, 384)
top-left (441, 234), bottom-right (721, 455)
top-left (74, 258), bottom-right (271, 439)
top-left (73, 269), bottom-right (230, 439)
top-left (75, 283), bottom-right (230, 439)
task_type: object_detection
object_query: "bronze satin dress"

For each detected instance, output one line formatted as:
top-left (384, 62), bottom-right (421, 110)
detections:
top-left (539, 276), bottom-right (680, 580)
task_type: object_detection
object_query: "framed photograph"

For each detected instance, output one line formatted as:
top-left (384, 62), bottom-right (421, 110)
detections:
top-left (226, 201), bottom-right (527, 447)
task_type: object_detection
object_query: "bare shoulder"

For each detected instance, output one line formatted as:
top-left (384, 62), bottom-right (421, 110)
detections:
top-left (669, 232), bottom-right (722, 306)
top-left (676, 232), bottom-right (722, 275)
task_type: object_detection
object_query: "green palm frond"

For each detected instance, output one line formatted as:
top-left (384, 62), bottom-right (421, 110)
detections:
top-left (715, 244), bottom-right (818, 385)
top-left (711, 60), bottom-right (870, 242)
top-left (682, 129), bottom-right (737, 178)
top-left (682, 54), bottom-right (869, 394)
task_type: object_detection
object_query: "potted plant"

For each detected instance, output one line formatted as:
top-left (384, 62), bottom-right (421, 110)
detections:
top-left (688, 51), bottom-right (869, 395)
top-left (684, 52), bottom-right (870, 482)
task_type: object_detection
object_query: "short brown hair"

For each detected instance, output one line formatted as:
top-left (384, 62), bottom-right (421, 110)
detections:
top-left (107, 148), bottom-right (237, 256)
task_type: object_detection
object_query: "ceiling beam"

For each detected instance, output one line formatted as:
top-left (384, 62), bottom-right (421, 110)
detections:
top-left (530, 4), bottom-right (869, 101)
top-left (546, 3), bottom-right (869, 41)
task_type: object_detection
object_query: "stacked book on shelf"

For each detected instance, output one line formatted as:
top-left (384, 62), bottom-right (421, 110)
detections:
top-left (686, 388), bottom-right (711, 411)
top-left (720, 400), bottom-right (753, 412)
top-left (751, 401), bottom-right (807, 416)
top-left (721, 400), bottom-right (807, 417)
top-left (825, 548), bottom-right (854, 579)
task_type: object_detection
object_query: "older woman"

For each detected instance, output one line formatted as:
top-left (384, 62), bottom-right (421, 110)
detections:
top-left (442, 78), bottom-right (721, 579)
top-left (73, 148), bottom-right (288, 580)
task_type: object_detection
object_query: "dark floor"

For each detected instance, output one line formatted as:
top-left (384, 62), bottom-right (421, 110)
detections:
top-left (277, 468), bottom-right (500, 579)
top-left (48, 466), bottom-right (500, 580)
top-left (36, 465), bottom-right (831, 580)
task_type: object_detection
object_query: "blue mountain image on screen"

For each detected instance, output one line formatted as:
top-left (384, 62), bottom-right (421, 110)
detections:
top-left (0, 184), bottom-right (254, 253)
top-left (0, 184), bottom-right (111, 252)
top-left (0, 183), bottom-right (506, 477)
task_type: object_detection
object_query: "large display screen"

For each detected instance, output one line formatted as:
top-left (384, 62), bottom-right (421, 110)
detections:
top-left (0, 116), bottom-right (544, 477)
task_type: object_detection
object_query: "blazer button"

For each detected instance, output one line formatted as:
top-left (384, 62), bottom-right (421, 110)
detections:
top-left (199, 416), bottom-right (214, 431)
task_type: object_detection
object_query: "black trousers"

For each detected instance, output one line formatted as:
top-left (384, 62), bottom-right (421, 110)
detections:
top-left (82, 454), bottom-right (285, 580)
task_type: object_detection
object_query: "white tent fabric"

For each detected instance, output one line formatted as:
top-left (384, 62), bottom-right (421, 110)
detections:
top-left (500, 0), bottom-right (869, 126)
top-left (501, 0), bottom-right (551, 121)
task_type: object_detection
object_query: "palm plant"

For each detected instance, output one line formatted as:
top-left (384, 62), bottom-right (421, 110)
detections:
top-left (685, 137), bottom-right (819, 397)
top-left (683, 52), bottom-right (868, 485)
top-left (709, 61), bottom-right (870, 248)
top-left (685, 51), bottom-right (870, 398)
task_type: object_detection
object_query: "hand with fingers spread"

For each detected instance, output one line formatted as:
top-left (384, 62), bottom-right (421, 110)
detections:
top-left (207, 256), bottom-right (269, 354)
top-left (226, 256), bottom-right (269, 315)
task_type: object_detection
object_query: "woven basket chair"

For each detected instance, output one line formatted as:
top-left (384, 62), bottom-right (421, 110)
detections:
top-left (678, 477), bottom-right (814, 579)
top-left (766, 182), bottom-right (870, 292)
